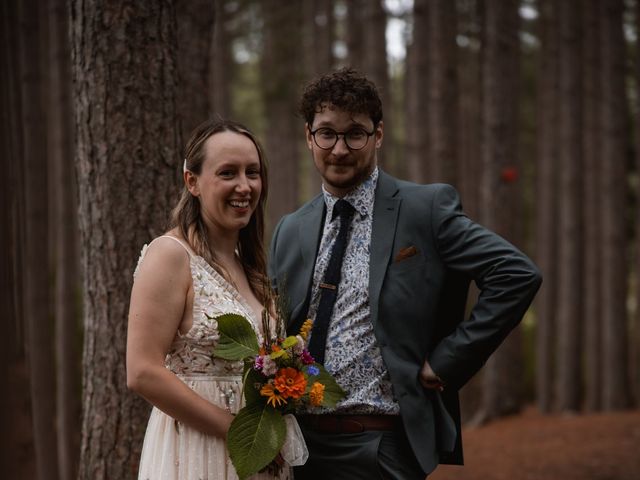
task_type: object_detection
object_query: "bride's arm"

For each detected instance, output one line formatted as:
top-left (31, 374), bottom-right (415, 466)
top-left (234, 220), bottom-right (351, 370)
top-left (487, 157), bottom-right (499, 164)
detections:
top-left (126, 238), bottom-right (233, 438)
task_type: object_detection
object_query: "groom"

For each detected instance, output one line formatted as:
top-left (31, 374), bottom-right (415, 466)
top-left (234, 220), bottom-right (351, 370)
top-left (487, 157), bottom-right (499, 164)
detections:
top-left (268, 68), bottom-right (541, 479)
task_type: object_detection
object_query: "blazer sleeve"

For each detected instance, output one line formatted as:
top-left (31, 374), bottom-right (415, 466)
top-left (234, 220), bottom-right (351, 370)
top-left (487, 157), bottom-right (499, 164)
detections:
top-left (427, 184), bottom-right (542, 390)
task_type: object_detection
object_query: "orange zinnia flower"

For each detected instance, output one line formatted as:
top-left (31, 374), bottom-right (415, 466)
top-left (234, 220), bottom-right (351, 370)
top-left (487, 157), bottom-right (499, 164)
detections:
top-left (260, 383), bottom-right (287, 408)
top-left (309, 382), bottom-right (325, 406)
top-left (274, 367), bottom-right (307, 399)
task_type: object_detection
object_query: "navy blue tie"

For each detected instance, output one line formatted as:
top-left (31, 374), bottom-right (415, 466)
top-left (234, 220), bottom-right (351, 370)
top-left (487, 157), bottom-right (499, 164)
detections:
top-left (308, 199), bottom-right (355, 365)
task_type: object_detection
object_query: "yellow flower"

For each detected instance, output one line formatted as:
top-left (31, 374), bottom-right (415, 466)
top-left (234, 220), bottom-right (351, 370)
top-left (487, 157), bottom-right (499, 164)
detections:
top-left (260, 383), bottom-right (287, 408)
top-left (299, 319), bottom-right (313, 340)
top-left (309, 382), bottom-right (325, 406)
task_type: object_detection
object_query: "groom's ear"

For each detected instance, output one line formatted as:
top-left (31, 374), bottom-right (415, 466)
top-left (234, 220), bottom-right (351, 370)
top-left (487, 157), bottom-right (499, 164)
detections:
top-left (375, 121), bottom-right (383, 149)
top-left (305, 123), bottom-right (313, 150)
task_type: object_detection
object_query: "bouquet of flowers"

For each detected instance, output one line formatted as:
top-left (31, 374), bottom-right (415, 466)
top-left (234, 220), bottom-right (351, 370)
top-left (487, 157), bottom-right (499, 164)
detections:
top-left (212, 308), bottom-right (345, 479)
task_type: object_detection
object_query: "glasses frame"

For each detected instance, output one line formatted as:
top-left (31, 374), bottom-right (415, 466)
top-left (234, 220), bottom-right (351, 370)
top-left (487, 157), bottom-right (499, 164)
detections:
top-left (308, 125), bottom-right (377, 151)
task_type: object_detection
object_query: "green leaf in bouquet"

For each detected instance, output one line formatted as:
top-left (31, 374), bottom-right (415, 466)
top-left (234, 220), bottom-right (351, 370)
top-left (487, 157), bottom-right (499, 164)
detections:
top-left (314, 364), bottom-right (346, 408)
top-left (227, 403), bottom-right (286, 480)
top-left (242, 364), bottom-right (266, 405)
top-left (269, 348), bottom-right (288, 360)
top-left (281, 335), bottom-right (298, 349)
top-left (212, 313), bottom-right (260, 361)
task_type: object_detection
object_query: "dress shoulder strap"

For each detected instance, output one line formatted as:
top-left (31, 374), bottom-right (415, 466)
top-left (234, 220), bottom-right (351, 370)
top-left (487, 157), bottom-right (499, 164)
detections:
top-left (133, 235), bottom-right (195, 279)
top-left (157, 235), bottom-right (195, 258)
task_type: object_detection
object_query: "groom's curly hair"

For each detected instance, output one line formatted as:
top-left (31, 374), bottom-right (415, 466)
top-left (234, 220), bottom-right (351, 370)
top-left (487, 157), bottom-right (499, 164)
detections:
top-left (299, 68), bottom-right (383, 127)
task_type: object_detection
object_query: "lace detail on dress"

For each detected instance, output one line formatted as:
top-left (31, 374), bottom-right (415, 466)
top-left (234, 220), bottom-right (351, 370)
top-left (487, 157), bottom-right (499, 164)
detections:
top-left (133, 236), bottom-right (263, 376)
top-left (133, 243), bottom-right (149, 278)
top-left (166, 255), bottom-right (263, 376)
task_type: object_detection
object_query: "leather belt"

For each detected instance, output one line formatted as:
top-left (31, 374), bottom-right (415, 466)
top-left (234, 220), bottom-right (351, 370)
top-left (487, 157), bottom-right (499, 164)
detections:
top-left (299, 414), bottom-right (402, 434)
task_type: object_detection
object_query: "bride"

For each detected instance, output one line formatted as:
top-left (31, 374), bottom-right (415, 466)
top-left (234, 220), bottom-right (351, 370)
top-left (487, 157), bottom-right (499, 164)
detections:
top-left (127, 119), bottom-right (296, 479)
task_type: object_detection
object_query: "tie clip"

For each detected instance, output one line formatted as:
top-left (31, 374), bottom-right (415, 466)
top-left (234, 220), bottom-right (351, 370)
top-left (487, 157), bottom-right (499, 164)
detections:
top-left (319, 282), bottom-right (337, 290)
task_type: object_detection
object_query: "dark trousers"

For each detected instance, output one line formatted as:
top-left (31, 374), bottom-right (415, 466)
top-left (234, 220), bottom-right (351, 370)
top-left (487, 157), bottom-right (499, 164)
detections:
top-left (294, 423), bottom-right (426, 480)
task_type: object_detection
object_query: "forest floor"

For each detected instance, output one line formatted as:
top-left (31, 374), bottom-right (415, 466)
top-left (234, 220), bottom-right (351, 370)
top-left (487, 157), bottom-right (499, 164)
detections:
top-left (430, 406), bottom-right (640, 480)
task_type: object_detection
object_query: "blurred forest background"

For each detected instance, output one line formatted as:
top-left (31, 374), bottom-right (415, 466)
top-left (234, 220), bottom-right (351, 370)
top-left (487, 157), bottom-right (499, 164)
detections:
top-left (1, 0), bottom-right (639, 479)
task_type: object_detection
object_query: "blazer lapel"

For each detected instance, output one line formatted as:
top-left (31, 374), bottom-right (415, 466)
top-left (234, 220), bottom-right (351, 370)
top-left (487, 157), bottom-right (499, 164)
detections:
top-left (369, 171), bottom-right (401, 326)
top-left (290, 195), bottom-right (326, 326)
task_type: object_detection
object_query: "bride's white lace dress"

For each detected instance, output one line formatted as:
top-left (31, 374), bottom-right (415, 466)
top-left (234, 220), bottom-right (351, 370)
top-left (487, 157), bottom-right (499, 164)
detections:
top-left (134, 236), bottom-right (298, 480)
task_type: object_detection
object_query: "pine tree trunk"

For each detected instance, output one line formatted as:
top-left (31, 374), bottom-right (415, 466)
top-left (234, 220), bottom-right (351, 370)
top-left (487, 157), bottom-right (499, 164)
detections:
top-left (261, 0), bottom-right (303, 233)
top-left (210, 0), bottom-right (232, 118)
top-left (406, 0), bottom-right (429, 183)
top-left (477, 0), bottom-right (524, 422)
top-left (534, 0), bottom-right (560, 414)
top-left (554, 0), bottom-right (583, 413)
top-left (581, 0), bottom-right (603, 413)
top-left (1, 1), bottom-right (37, 477)
top-left (1, 2), bottom-right (34, 475)
top-left (426, 0), bottom-right (457, 184)
top-left (456, 0), bottom-right (483, 220)
top-left (19, 0), bottom-right (59, 477)
top-left (176, 0), bottom-right (215, 143)
top-left (302, 0), bottom-right (334, 199)
top-left (47, 0), bottom-right (81, 477)
top-left (634, 0), bottom-right (640, 408)
top-left (304, 0), bottom-right (334, 77)
top-left (600, 0), bottom-right (631, 411)
top-left (70, 1), bottom-right (181, 478)
top-left (345, 0), bottom-right (365, 71)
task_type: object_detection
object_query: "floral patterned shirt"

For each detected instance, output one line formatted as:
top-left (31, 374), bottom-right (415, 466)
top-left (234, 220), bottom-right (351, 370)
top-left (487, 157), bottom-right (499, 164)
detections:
top-left (307, 167), bottom-right (399, 414)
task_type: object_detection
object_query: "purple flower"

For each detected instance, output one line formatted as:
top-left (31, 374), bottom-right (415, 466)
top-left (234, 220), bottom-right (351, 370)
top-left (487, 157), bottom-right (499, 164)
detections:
top-left (301, 350), bottom-right (315, 365)
top-left (254, 355), bottom-right (264, 371)
top-left (307, 365), bottom-right (319, 376)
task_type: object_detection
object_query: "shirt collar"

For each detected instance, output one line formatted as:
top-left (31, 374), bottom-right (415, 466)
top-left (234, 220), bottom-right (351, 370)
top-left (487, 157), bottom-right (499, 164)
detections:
top-left (322, 167), bottom-right (378, 221)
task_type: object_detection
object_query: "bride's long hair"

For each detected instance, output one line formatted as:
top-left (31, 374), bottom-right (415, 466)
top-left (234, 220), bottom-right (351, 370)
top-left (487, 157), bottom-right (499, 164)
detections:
top-left (169, 119), bottom-right (270, 304)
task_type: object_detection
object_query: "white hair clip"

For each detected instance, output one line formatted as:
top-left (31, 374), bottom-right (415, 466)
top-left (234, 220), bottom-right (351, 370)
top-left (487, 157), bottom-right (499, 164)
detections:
top-left (183, 159), bottom-right (188, 173)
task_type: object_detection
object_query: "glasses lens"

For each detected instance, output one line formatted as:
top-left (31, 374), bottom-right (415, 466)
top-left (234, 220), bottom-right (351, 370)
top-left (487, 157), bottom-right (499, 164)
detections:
top-left (345, 128), bottom-right (369, 150)
top-left (314, 128), bottom-right (337, 149)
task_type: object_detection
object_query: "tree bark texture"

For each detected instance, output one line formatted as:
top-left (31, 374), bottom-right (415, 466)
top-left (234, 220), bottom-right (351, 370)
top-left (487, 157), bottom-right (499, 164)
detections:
top-left (600, 0), bottom-right (631, 411)
top-left (581, 0), bottom-right (603, 413)
top-left (304, 0), bottom-right (334, 77)
top-left (345, 0), bottom-right (365, 71)
top-left (634, 0), bottom-right (640, 408)
top-left (48, 0), bottom-right (81, 477)
top-left (261, 0), bottom-right (304, 233)
top-left (209, 0), bottom-right (233, 118)
top-left (554, 0), bottom-right (583, 413)
top-left (534, 0), bottom-right (560, 414)
top-left (1, 1), bottom-right (37, 477)
top-left (70, 1), bottom-right (181, 478)
top-left (406, 0), bottom-right (429, 184)
top-left (176, 0), bottom-right (215, 144)
top-left (19, 0), bottom-right (60, 477)
top-left (478, 0), bottom-right (524, 421)
top-left (426, 0), bottom-right (457, 184)
top-left (456, 0), bottom-right (483, 220)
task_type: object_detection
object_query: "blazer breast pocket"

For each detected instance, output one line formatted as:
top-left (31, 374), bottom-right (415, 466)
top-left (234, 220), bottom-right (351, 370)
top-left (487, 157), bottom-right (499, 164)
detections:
top-left (389, 246), bottom-right (427, 274)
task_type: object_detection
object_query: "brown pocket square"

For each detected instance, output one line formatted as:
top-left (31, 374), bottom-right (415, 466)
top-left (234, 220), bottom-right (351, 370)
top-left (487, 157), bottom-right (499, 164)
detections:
top-left (394, 245), bottom-right (418, 262)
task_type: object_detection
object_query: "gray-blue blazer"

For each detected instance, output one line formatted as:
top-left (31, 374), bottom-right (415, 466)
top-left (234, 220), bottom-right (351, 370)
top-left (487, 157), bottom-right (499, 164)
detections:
top-left (268, 170), bottom-right (542, 474)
